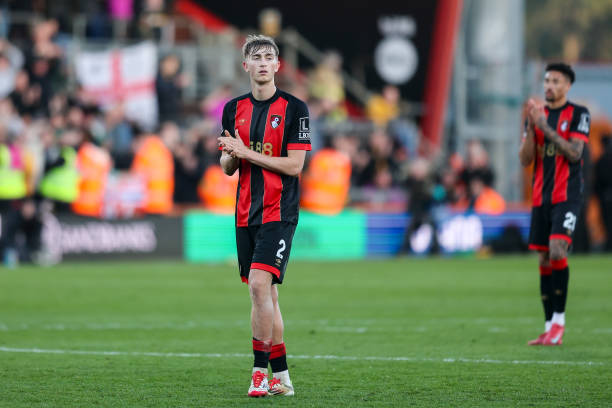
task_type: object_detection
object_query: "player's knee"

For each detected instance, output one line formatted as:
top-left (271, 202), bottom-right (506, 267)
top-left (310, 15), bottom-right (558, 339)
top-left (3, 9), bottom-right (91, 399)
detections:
top-left (538, 251), bottom-right (550, 266)
top-left (248, 280), bottom-right (265, 301)
top-left (549, 242), bottom-right (567, 261)
top-left (248, 271), bottom-right (272, 303)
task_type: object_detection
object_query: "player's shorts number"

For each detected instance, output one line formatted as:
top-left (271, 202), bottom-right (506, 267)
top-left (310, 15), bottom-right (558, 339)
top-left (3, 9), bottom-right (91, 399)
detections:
top-left (563, 212), bottom-right (576, 232)
top-left (276, 239), bottom-right (286, 259)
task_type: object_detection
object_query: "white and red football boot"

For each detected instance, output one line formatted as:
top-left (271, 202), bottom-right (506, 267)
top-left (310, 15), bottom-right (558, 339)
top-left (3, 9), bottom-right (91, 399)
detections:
top-left (527, 331), bottom-right (549, 346)
top-left (247, 370), bottom-right (269, 397)
top-left (268, 377), bottom-right (295, 396)
top-left (541, 323), bottom-right (564, 346)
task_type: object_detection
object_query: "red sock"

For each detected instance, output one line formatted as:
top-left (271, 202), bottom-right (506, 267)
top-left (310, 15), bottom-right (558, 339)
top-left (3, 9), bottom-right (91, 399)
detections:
top-left (252, 338), bottom-right (271, 369)
top-left (270, 342), bottom-right (288, 373)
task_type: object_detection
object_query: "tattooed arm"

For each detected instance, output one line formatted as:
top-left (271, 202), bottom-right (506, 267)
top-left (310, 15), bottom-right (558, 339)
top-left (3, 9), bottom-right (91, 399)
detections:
top-left (535, 116), bottom-right (584, 163)
top-left (527, 101), bottom-right (584, 163)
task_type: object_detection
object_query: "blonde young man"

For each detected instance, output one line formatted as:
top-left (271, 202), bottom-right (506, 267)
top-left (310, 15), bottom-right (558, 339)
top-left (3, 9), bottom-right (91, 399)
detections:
top-left (218, 35), bottom-right (311, 397)
top-left (520, 63), bottom-right (590, 346)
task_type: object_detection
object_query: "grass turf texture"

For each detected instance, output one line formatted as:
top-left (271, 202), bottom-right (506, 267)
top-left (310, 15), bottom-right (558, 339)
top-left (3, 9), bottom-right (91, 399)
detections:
top-left (1, 256), bottom-right (611, 407)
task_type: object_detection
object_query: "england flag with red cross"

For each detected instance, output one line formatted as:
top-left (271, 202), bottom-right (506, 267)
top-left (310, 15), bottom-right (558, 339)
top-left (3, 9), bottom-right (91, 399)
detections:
top-left (75, 42), bottom-right (158, 130)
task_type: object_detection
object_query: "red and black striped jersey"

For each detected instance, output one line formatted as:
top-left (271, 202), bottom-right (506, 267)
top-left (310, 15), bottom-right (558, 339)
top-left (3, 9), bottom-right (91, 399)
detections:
top-left (221, 88), bottom-right (311, 227)
top-left (529, 101), bottom-right (590, 206)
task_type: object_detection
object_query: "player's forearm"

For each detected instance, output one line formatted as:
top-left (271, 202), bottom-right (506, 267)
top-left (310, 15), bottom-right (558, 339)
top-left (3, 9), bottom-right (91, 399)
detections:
top-left (220, 152), bottom-right (239, 175)
top-left (519, 129), bottom-right (535, 166)
top-left (537, 119), bottom-right (583, 162)
top-left (244, 150), bottom-right (304, 177)
top-left (519, 141), bottom-right (535, 166)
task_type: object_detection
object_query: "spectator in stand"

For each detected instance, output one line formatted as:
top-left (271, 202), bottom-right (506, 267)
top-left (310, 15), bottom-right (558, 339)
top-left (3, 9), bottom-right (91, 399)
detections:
top-left (366, 85), bottom-right (399, 127)
top-left (356, 129), bottom-right (400, 188)
top-left (48, 92), bottom-right (68, 117)
top-left (0, 97), bottom-right (24, 137)
top-left (139, 0), bottom-right (169, 40)
top-left (201, 83), bottom-right (232, 124)
top-left (433, 165), bottom-right (460, 206)
top-left (82, 104), bottom-right (105, 145)
top-left (0, 5), bottom-right (9, 39)
top-left (25, 20), bottom-right (64, 112)
top-left (28, 20), bottom-right (63, 62)
top-left (193, 124), bottom-right (223, 169)
top-left (461, 139), bottom-right (494, 187)
top-left (0, 39), bottom-right (24, 99)
top-left (452, 141), bottom-right (505, 214)
top-left (10, 70), bottom-right (44, 118)
top-left (366, 84), bottom-right (419, 159)
top-left (38, 125), bottom-right (82, 214)
top-left (595, 134), bottom-right (612, 251)
top-left (308, 50), bottom-right (346, 121)
top-left (104, 104), bottom-right (134, 169)
top-left (84, 0), bottom-right (113, 39)
top-left (69, 85), bottom-right (106, 144)
top-left (400, 157), bottom-right (437, 253)
top-left (156, 54), bottom-right (188, 124)
top-left (66, 103), bottom-right (85, 130)
top-left (466, 169), bottom-right (506, 215)
top-left (0, 124), bottom-right (24, 266)
top-left (28, 57), bottom-right (54, 115)
top-left (108, 0), bottom-right (133, 39)
top-left (49, 110), bottom-right (66, 137)
top-left (161, 121), bottom-right (205, 204)
top-left (331, 133), bottom-right (367, 187)
top-left (0, 123), bottom-right (43, 266)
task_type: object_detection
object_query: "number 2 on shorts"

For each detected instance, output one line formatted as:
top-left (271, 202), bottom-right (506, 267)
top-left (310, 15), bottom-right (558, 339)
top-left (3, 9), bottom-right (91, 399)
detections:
top-left (276, 239), bottom-right (286, 259)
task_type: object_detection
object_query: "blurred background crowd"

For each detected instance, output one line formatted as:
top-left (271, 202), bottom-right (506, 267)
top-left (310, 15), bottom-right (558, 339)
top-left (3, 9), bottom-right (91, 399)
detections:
top-left (1, 0), bottom-right (612, 264)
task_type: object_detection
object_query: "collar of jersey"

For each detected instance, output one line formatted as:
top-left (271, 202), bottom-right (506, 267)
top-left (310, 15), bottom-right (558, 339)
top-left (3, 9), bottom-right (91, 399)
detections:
top-left (546, 101), bottom-right (570, 112)
top-left (249, 88), bottom-right (281, 105)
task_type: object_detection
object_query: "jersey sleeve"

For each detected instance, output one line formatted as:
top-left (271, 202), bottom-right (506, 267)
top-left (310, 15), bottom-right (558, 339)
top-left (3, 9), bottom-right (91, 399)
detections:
top-left (221, 102), bottom-right (231, 136)
top-left (286, 100), bottom-right (312, 151)
top-left (569, 106), bottom-right (590, 143)
top-left (219, 102), bottom-right (231, 150)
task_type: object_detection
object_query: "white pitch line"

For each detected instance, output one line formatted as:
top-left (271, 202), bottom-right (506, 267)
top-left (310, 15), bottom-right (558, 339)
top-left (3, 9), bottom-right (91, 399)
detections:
top-left (593, 328), bottom-right (612, 334)
top-left (0, 318), bottom-right (544, 332)
top-left (0, 346), bottom-right (605, 367)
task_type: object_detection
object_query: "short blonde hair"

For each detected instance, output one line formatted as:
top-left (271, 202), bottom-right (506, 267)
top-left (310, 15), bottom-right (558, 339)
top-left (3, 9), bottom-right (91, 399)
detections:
top-left (242, 34), bottom-right (279, 59)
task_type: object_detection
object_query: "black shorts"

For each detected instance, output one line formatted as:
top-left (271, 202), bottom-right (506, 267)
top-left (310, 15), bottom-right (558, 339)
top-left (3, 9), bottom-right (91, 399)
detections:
top-left (528, 201), bottom-right (582, 251)
top-left (236, 221), bottom-right (296, 285)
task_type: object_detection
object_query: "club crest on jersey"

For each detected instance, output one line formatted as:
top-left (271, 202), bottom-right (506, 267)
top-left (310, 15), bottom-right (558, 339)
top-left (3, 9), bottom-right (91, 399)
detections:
top-left (270, 115), bottom-right (282, 129)
top-left (560, 120), bottom-right (568, 132)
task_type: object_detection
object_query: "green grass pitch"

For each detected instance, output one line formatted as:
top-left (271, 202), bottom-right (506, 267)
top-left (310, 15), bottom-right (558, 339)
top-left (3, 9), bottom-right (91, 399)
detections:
top-left (1, 255), bottom-right (611, 407)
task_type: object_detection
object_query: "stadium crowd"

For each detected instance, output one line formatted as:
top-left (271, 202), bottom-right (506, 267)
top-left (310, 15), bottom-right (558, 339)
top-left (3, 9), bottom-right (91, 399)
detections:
top-left (2, 5), bottom-right (612, 265)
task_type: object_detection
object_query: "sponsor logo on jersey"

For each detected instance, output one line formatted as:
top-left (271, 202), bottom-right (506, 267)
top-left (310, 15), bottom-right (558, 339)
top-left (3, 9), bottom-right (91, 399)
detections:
top-left (577, 112), bottom-right (590, 133)
top-left (298, 117), bottom-right (310, 140)
top-left (560, 120), bottom-right (568, 132)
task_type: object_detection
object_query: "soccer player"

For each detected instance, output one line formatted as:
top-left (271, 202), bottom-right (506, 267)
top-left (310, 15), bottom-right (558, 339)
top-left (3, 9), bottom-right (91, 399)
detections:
top-left (217, 35), bottom-right (311, 396)
top-left (519, 63), bottom-right (590, 346)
